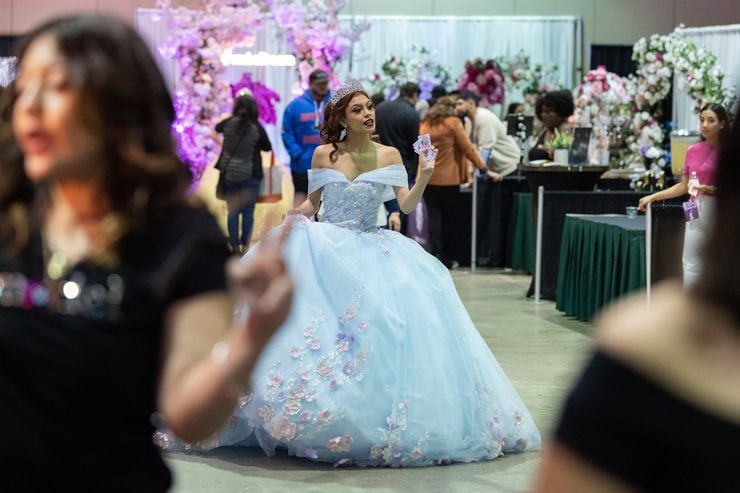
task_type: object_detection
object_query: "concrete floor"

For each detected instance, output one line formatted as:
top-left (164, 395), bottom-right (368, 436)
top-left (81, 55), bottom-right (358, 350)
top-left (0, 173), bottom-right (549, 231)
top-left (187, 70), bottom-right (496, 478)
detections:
top-left (165, 269), bottom-right (594, 493)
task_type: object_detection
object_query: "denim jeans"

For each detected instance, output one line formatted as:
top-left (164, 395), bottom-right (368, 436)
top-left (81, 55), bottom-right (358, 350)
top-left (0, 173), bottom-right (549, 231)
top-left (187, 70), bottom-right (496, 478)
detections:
top-left (223, 178), bottom-right (261, 247)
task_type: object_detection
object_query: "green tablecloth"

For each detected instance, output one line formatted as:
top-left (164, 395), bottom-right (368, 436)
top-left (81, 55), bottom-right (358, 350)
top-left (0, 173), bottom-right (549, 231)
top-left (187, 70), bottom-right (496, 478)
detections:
top-left (556, 214), bottom-right (646, 321)
top-left (506, 192), bottom-right (534, 272)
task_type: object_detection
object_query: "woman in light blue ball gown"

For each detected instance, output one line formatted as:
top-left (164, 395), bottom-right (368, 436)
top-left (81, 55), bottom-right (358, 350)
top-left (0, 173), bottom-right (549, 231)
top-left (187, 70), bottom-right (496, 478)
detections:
top-left (160, 80), bottom-right (541, 466)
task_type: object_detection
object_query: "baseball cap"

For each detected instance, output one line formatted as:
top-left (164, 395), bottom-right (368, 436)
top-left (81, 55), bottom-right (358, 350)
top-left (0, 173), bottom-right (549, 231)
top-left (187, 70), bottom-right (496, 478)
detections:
top-left (309, 69), bottom-right (329, 82)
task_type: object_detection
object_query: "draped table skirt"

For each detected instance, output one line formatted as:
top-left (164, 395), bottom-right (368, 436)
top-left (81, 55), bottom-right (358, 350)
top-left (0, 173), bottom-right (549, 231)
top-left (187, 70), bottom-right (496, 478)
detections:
top-left (556, 214), bottom-right (646, 321)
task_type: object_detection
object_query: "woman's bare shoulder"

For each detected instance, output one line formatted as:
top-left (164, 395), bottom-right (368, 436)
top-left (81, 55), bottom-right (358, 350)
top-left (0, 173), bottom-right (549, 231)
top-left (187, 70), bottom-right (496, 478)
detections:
top-left (375, 142), bottom-right (403, 168)
top-left (311, 144), bottom-right (333, 169)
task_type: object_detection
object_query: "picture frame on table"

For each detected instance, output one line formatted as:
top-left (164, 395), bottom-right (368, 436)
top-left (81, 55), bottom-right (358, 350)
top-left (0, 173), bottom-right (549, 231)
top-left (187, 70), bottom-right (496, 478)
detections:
top-left (569, 127), bottom-right (592, 166)
top-left (506, 114), bottom-right (534, 138)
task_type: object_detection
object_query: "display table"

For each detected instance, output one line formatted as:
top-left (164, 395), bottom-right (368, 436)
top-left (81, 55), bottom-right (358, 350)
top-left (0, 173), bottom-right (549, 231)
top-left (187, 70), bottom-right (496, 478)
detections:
top-left (525, 190), bottom-right (649, 300)
top-left (556, 214), bottom-right (646, 321)
top-left (520, 164), bottom-right (609, 192)
top-left (598, 168), bottom-right (642, 191)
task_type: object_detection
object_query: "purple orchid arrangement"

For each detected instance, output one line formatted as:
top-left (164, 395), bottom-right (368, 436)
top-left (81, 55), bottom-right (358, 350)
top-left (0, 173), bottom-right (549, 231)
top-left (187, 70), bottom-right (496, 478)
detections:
top-left (156, 0), bottom-right (367, 183)
top-left (157, 0), bottom-right (266, 182)
top-left (231, 72), bottom-right (281, 125)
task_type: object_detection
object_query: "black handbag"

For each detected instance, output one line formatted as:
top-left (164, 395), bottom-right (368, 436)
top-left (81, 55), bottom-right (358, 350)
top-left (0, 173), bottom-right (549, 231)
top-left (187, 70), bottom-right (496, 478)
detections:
top-left (214, 119), bottom-right (245, 200)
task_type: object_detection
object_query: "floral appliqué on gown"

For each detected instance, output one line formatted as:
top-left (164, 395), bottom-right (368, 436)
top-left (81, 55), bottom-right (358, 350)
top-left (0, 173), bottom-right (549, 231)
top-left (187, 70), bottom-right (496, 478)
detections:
top-left (156, 164), bottom-right (541, 466)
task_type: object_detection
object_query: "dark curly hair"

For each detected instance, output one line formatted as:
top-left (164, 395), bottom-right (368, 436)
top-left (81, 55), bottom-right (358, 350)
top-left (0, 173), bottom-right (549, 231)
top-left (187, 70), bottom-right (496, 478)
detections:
top-left (535, 90), bottom-right (575, 120)
top-left (320, 89), bottom-right (369, 163)
top-left (0, 15), bottom-right (189, 255)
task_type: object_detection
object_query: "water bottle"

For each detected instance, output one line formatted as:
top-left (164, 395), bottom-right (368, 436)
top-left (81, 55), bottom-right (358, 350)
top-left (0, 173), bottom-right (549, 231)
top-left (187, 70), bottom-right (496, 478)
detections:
top-left (688, 171), bottom-right (700, 198)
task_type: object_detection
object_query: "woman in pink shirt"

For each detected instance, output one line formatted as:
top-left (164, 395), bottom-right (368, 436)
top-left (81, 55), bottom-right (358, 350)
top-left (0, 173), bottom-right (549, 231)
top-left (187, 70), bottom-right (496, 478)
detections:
top-left (638, 103), bottom-right (729, 285)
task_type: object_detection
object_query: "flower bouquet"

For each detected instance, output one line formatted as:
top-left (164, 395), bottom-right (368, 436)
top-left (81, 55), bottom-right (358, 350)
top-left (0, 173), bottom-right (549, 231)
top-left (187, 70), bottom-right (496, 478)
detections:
top-left (495, 51), bottom-right (560, 109)
top-left (631, 33), bottom-right (676, 109)
top-left (671, 35), bottom-right (735, 113)
top-left (457, 58), bottom-right (505, 107)
top-left (368, 46), bottom-right (452, 101)
top-left (575, 66), bottom-right (630, 164)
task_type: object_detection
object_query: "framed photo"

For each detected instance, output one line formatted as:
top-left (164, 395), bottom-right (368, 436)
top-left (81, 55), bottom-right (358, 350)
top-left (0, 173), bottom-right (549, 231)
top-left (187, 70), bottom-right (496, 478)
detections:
top-left (568, 127), bottom-right (592, 165)
top-left (506, 114), bottom-right (534, 138)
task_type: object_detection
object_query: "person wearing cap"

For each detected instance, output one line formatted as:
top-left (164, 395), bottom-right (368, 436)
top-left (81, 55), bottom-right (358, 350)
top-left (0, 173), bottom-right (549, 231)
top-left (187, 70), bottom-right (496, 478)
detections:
top-left (281, 69), bottom-right (331, 207)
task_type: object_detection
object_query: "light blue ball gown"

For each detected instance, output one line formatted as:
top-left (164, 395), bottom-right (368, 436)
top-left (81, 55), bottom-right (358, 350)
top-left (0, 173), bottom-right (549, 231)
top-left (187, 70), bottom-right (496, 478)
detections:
top-left (158, 164), bottom-right (541, 466)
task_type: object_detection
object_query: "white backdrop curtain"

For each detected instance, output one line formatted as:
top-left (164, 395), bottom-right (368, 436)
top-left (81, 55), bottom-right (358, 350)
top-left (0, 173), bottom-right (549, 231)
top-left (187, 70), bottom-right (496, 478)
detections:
top-left (672, 23), bottom-right (740, 131)
top-left (135, 9), bottom-right (581, 165)
top-left (337, 15), bottom-right (581, 90)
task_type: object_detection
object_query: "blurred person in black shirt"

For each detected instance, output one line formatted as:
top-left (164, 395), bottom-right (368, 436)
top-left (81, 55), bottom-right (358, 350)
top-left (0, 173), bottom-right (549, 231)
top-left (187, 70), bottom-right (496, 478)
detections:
top-left (0, 15), bottom-right (293, 491)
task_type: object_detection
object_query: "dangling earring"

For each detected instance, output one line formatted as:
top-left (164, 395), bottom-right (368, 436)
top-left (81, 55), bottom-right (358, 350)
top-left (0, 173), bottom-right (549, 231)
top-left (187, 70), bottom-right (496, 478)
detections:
top-left (339, 125), bottom-right (347, 141)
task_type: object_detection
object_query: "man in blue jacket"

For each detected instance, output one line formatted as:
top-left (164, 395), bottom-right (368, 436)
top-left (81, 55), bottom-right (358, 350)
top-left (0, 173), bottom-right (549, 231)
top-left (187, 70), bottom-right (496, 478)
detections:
top-left (281, 69), bottom-right (331, 207)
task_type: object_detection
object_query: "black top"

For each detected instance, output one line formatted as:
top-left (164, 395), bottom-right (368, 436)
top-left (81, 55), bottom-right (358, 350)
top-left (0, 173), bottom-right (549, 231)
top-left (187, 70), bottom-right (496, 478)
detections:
top-left (528, 131), bottom-right (550, 161)
top-left (556, 351), bottom-right (740, 492)
top-left (374, 98), bottom-right (420, 182)
top-left (0, 205), bottom-right (229, 492)
top-left (216, 117), bottom-right (271, 182)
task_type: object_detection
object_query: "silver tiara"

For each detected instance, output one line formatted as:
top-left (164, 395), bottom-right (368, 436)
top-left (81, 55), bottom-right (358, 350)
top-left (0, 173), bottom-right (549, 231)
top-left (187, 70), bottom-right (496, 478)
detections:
top-left (329, 78), bottom-right (365, 106)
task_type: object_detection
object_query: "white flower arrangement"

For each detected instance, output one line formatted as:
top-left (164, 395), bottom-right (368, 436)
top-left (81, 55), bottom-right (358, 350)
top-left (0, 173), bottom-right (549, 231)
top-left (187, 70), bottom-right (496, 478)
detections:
top-left (495, 51), bottom-right (560, 109)
top-left (575, 66), bottom-right (630, 164)
top-left (631, 26), bottom-right (735, 113)
top-left (367, 45), bottom-right (453, 101)
top-left (621, 109), bottom-right (666, 169)
top-left (617, 25), bottom-right (736, 168)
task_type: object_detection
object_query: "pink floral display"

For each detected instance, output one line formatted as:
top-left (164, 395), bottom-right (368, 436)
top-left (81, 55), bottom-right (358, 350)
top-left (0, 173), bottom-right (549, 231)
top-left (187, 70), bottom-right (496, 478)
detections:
top-left (578, 66), bottom-right (628, 105)
top-left (575, 66), bottom-right (629, 164)
top-left (456, 58), bottom-right (506, 107)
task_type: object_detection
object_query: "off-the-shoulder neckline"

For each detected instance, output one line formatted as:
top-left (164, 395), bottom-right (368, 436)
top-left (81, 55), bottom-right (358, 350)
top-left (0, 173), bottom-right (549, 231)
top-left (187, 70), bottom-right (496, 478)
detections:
top-left (311, 164), bottom-right (405, 183)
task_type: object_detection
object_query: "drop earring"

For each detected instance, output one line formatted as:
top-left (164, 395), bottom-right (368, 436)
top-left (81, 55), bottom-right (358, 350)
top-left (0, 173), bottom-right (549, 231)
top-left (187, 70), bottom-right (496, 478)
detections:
top-left (339, 125), bottom-right (347, 141)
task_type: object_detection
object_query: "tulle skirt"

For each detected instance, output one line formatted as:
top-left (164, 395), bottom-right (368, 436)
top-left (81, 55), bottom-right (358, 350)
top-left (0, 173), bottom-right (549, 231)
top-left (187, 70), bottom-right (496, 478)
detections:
top-left (159, 216), bottom-right (541, 466)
